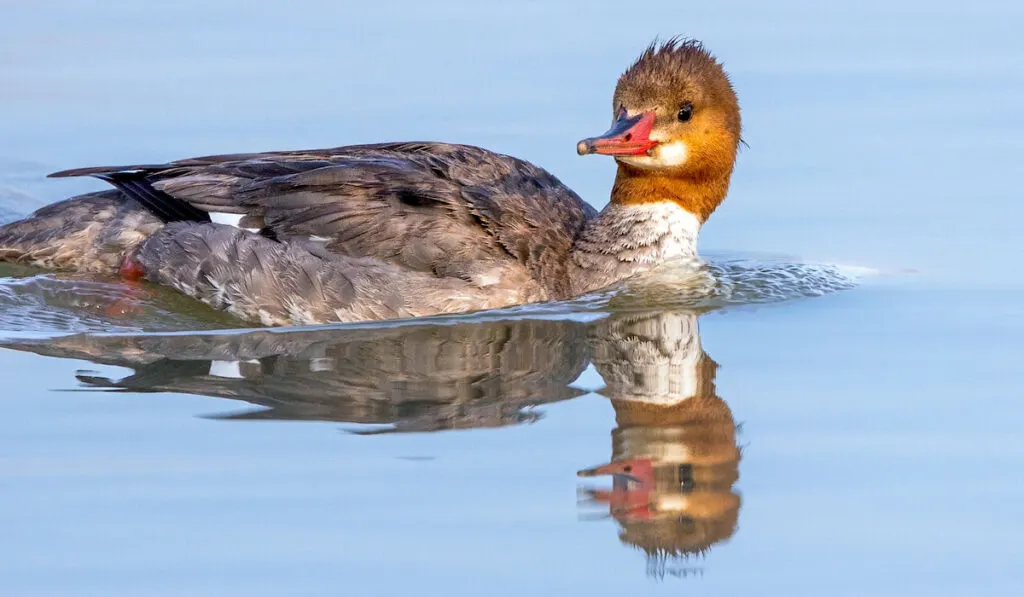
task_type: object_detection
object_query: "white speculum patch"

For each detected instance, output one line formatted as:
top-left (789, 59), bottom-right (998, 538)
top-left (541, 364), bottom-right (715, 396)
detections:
top-left (209, 212), bottom-right (244, 227)
top-left (209, 212), bottom-right (260, 233)
top-left (208, 359), bottom-right (260, 379)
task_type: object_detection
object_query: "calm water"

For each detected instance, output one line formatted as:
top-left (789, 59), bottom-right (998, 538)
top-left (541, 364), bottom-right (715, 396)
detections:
top-left (2, 1), bottom-right (1023, 595)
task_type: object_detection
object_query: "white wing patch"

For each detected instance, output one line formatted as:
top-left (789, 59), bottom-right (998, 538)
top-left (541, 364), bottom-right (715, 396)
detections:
top-left (209, 212), bottom-right (260, 232)
top-left (209, 212), bottom-right (244, 227)
top-left (208, 359), bottom-right (260, 379)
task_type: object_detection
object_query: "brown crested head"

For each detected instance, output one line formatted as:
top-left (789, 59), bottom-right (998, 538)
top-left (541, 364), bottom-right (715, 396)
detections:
top-left (578, 38), bottom-right (742, 221)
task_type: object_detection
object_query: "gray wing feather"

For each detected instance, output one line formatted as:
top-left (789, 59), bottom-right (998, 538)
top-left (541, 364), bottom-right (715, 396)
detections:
top-left (137, 223), bottom-right (545, 325)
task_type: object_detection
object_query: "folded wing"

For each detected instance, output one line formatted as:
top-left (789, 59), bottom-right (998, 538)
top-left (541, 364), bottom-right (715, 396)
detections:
top-left (51, 143), bottom-right (595, 300)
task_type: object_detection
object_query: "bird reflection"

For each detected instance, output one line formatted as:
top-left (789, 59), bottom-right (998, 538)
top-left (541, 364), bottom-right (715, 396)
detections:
top-left (1, 307), bottom-right (740, 573)
top-left (578, 311), bottom-right (740, 577)
top-left (4, 318), bottom-right (590, 433)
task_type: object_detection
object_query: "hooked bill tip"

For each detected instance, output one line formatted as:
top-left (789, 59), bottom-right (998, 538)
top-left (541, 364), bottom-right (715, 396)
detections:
top-left (576, 140), bottom-right (592, 156)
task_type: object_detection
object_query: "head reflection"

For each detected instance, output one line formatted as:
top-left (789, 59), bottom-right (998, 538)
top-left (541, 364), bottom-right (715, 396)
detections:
top-left (578, 311), bottom-right (740, 576)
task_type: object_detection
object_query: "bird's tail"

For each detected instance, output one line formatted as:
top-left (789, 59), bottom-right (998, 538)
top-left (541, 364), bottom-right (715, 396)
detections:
top-left (0, 190), bottom-right (164, 273)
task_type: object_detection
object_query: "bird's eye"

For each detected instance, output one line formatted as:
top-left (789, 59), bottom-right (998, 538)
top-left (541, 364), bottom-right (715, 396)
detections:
top-left (677, 104), bottom-right (694, 122)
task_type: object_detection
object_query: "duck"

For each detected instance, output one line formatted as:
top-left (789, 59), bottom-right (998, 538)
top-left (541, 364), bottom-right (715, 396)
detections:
top-left (0, 38), bottom-right (741, 326)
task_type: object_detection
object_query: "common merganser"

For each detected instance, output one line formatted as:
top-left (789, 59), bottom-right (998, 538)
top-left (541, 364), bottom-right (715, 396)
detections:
top-left (0, 38), bottom-right (741, 326)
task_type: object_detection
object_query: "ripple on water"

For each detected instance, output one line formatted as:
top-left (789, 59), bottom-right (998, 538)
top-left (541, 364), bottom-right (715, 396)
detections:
top-left (0, 267), bottom-right (243, 337)
top-left (0, 254), bottom-right (869, 337)
top-left (601, 254), bottom-right (866, 314)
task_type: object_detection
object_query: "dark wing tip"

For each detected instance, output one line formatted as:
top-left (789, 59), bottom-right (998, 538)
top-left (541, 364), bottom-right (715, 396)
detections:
top-left (71, 170), bottom-right (210, 224)
top-left (47, 165), bottom-right (166, 179)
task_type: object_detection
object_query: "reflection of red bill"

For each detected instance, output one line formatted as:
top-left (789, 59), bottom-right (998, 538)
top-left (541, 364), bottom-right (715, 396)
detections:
top-left (578, 457), bottom-right (658, 520)
top-left (585, 487), bottom-right (656, 521)
top-left (106, 259), bottom-right (153, 316)
top-left (577, 457), bottom-right (655, 485)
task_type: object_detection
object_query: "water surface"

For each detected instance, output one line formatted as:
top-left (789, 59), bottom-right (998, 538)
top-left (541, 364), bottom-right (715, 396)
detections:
top-left (1, 1), bottom-right (1022, 595)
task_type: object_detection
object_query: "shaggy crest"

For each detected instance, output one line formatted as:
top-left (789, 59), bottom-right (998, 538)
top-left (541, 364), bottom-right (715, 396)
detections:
top-left (614, 37), bottom-right (741, 139)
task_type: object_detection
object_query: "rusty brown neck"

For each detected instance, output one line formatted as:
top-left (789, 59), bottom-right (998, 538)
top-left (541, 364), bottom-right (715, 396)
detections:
top-left (610, 163), bottom-right (733, 223)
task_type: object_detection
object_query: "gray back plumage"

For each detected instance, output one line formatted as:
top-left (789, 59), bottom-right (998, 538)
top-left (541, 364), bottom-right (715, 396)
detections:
top-left (34, 143), bottom-right (599, 324)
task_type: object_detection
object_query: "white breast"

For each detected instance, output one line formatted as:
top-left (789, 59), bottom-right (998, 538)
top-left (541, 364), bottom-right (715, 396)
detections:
top-left (607, 202), bottom-right (701, 262)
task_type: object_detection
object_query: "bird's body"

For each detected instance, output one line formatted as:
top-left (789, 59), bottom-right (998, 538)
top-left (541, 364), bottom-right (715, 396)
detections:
top-left (0, 39), bottom-right (741, 326)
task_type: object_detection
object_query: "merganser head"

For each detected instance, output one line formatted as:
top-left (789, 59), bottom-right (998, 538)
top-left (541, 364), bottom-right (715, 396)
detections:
top-left (577, 38), bottom-right (741, 221)
top-left (578, 38), bottom-right (741, 172)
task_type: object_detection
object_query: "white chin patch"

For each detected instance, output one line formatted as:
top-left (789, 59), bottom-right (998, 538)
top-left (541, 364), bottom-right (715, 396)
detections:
top-left (655, 141), bottom-right (689, 166)
top-left (617, 141), bottom-right (688, 169)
